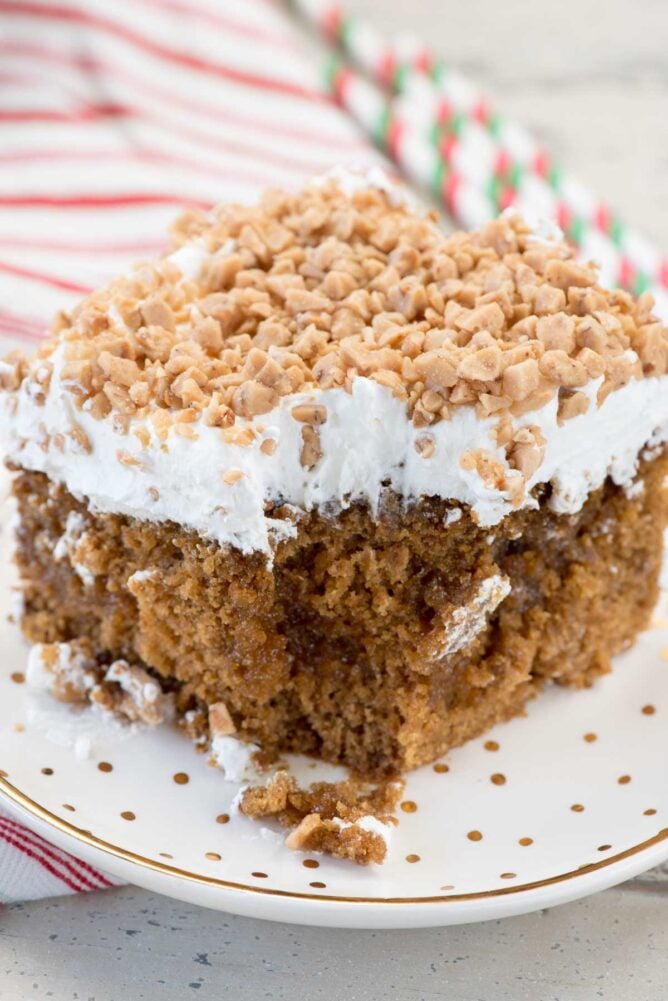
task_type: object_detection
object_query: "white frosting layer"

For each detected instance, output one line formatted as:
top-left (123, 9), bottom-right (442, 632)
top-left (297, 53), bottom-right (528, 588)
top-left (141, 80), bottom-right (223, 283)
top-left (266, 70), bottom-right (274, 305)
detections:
top-left (53, 510), bottom-right (95, 587)
top-left (311, 164), bottom-right (413, 208)
top-left (166, 237), bottom-right (236, 282)
top-left (210, 735), bottom-right (261, 782)
top-left (26, 641), bottom-right (93, 697)
top-left (105, 660), bottom-right (167, 714)
top-left (442, 574), bottom-right (511, 656)
top-left (351, 814), bottom-right (393, 845)
top-left (3, 344), bottom-right (668, 557)
top-left (23, 690), bottom-right (133, 760)
top-left (331, 813), bottom-right (392, 847)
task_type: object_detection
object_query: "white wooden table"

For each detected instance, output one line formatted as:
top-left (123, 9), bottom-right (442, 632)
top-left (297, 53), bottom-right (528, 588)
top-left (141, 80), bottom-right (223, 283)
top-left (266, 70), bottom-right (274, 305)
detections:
top-left (2, 1), bottom-right (667, 997)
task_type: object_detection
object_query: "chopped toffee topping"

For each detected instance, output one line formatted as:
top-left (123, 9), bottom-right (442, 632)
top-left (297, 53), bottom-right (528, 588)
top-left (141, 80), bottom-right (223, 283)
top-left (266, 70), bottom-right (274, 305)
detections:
top-left (5, 178), bottom-right (667, 443)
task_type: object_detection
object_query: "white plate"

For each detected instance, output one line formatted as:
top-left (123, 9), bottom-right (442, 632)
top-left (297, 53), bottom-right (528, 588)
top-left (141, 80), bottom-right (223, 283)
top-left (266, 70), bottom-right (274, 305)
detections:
top-left (0, 494), bottom-right (667, 928)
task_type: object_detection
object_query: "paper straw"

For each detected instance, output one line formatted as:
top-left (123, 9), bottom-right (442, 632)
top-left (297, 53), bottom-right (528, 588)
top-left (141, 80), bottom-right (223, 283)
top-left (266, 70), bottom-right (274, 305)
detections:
top-left (324, 54), bottom-right (494, 228)
top-left (290, 0), bottom-right (668, 303)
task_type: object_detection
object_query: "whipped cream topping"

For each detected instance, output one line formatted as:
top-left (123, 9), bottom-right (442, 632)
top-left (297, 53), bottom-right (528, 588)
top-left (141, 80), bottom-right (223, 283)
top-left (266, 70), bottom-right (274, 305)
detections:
top-left (23, 690), bottom-right (129, 761)
top-left (332, 813), bottom-right (393, 846)
top-left (26, 641), bottom-right (93, 699)
top-left (441, 574), bottom-right (511, 656)
top-left (3, 345), bottom-right (668, 557)
top-left (105, 660), bottom-right (171, 719)
top-left (166, 236), bottom-right (236, 282)
top-left (53, 510), bottom-right (96, 587)
top-left (210, 735), bottom-right (262, 782)
top-left (310, 164), bottom-right (413, 208)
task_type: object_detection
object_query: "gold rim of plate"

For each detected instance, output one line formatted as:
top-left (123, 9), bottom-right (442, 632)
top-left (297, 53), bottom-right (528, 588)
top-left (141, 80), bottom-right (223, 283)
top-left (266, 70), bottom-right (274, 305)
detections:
top-left (1, 775), bottom-right (666, 906)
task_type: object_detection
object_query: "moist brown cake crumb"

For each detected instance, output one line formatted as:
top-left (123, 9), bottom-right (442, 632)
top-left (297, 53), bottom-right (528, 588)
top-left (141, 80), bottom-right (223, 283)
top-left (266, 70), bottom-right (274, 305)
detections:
top-left (238, 772), bottom-right (404, 866)
top-left (13, 453), bottom-right (668, 778)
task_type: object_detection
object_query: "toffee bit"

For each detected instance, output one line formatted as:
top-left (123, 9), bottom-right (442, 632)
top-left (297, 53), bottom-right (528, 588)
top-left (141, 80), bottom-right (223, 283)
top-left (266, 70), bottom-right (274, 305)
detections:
top-left (221, 469), bottom-right (244, 485)
top-left (299, 425), bottom-right (322, 470)
top-left (69, 424), bottom-right (92, 455)
top-left (7, 174), bottom-right (667, 445)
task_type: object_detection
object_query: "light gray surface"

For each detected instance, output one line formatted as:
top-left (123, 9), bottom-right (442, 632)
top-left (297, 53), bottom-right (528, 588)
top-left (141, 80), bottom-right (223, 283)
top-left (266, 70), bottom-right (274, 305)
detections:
top-left (2, 1), bottom-right (668, 999)
top-left (2, 873), bottom-right (668, 1001)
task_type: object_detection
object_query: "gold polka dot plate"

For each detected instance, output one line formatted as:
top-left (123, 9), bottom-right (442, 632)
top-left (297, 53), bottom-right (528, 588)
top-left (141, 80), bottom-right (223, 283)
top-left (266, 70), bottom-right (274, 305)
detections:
top-left (1, 502), bottom-right (667, 928)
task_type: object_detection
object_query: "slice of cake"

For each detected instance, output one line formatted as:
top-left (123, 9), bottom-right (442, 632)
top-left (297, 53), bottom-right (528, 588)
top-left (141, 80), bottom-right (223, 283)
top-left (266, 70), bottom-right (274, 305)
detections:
top-left (3, 171), bottom-right (668, 782)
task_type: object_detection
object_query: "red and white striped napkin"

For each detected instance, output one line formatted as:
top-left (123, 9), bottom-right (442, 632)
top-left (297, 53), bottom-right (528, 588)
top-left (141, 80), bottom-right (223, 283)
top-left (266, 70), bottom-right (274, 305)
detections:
top-left (0, 811), bottom-right (119, 901)
top-left (0, 0), bottom-right (381, 353)
top-left (0, 0), bottom-right (382, 903)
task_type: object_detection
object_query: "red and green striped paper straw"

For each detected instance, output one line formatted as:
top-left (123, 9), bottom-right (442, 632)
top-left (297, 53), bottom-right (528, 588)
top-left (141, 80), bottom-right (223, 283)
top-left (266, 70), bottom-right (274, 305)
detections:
top-left (290, 0), bottom-right (668, 307)
top-left (323, 53), bottom-right (494, 227)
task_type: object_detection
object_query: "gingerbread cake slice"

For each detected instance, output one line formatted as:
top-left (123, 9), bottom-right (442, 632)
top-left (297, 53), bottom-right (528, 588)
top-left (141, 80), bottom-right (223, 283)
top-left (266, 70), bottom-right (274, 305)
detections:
top-left (2, 170), bottom-right (668, 780)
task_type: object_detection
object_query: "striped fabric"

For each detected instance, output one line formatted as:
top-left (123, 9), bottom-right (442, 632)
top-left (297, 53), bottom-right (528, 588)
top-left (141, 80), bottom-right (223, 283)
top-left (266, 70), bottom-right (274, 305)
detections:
top-left (0, 0), bottom-right (381, 353)
top-left (0, 0), bottom-right (381, 902)
top-left (0, 811), bottom-right (119, 902)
